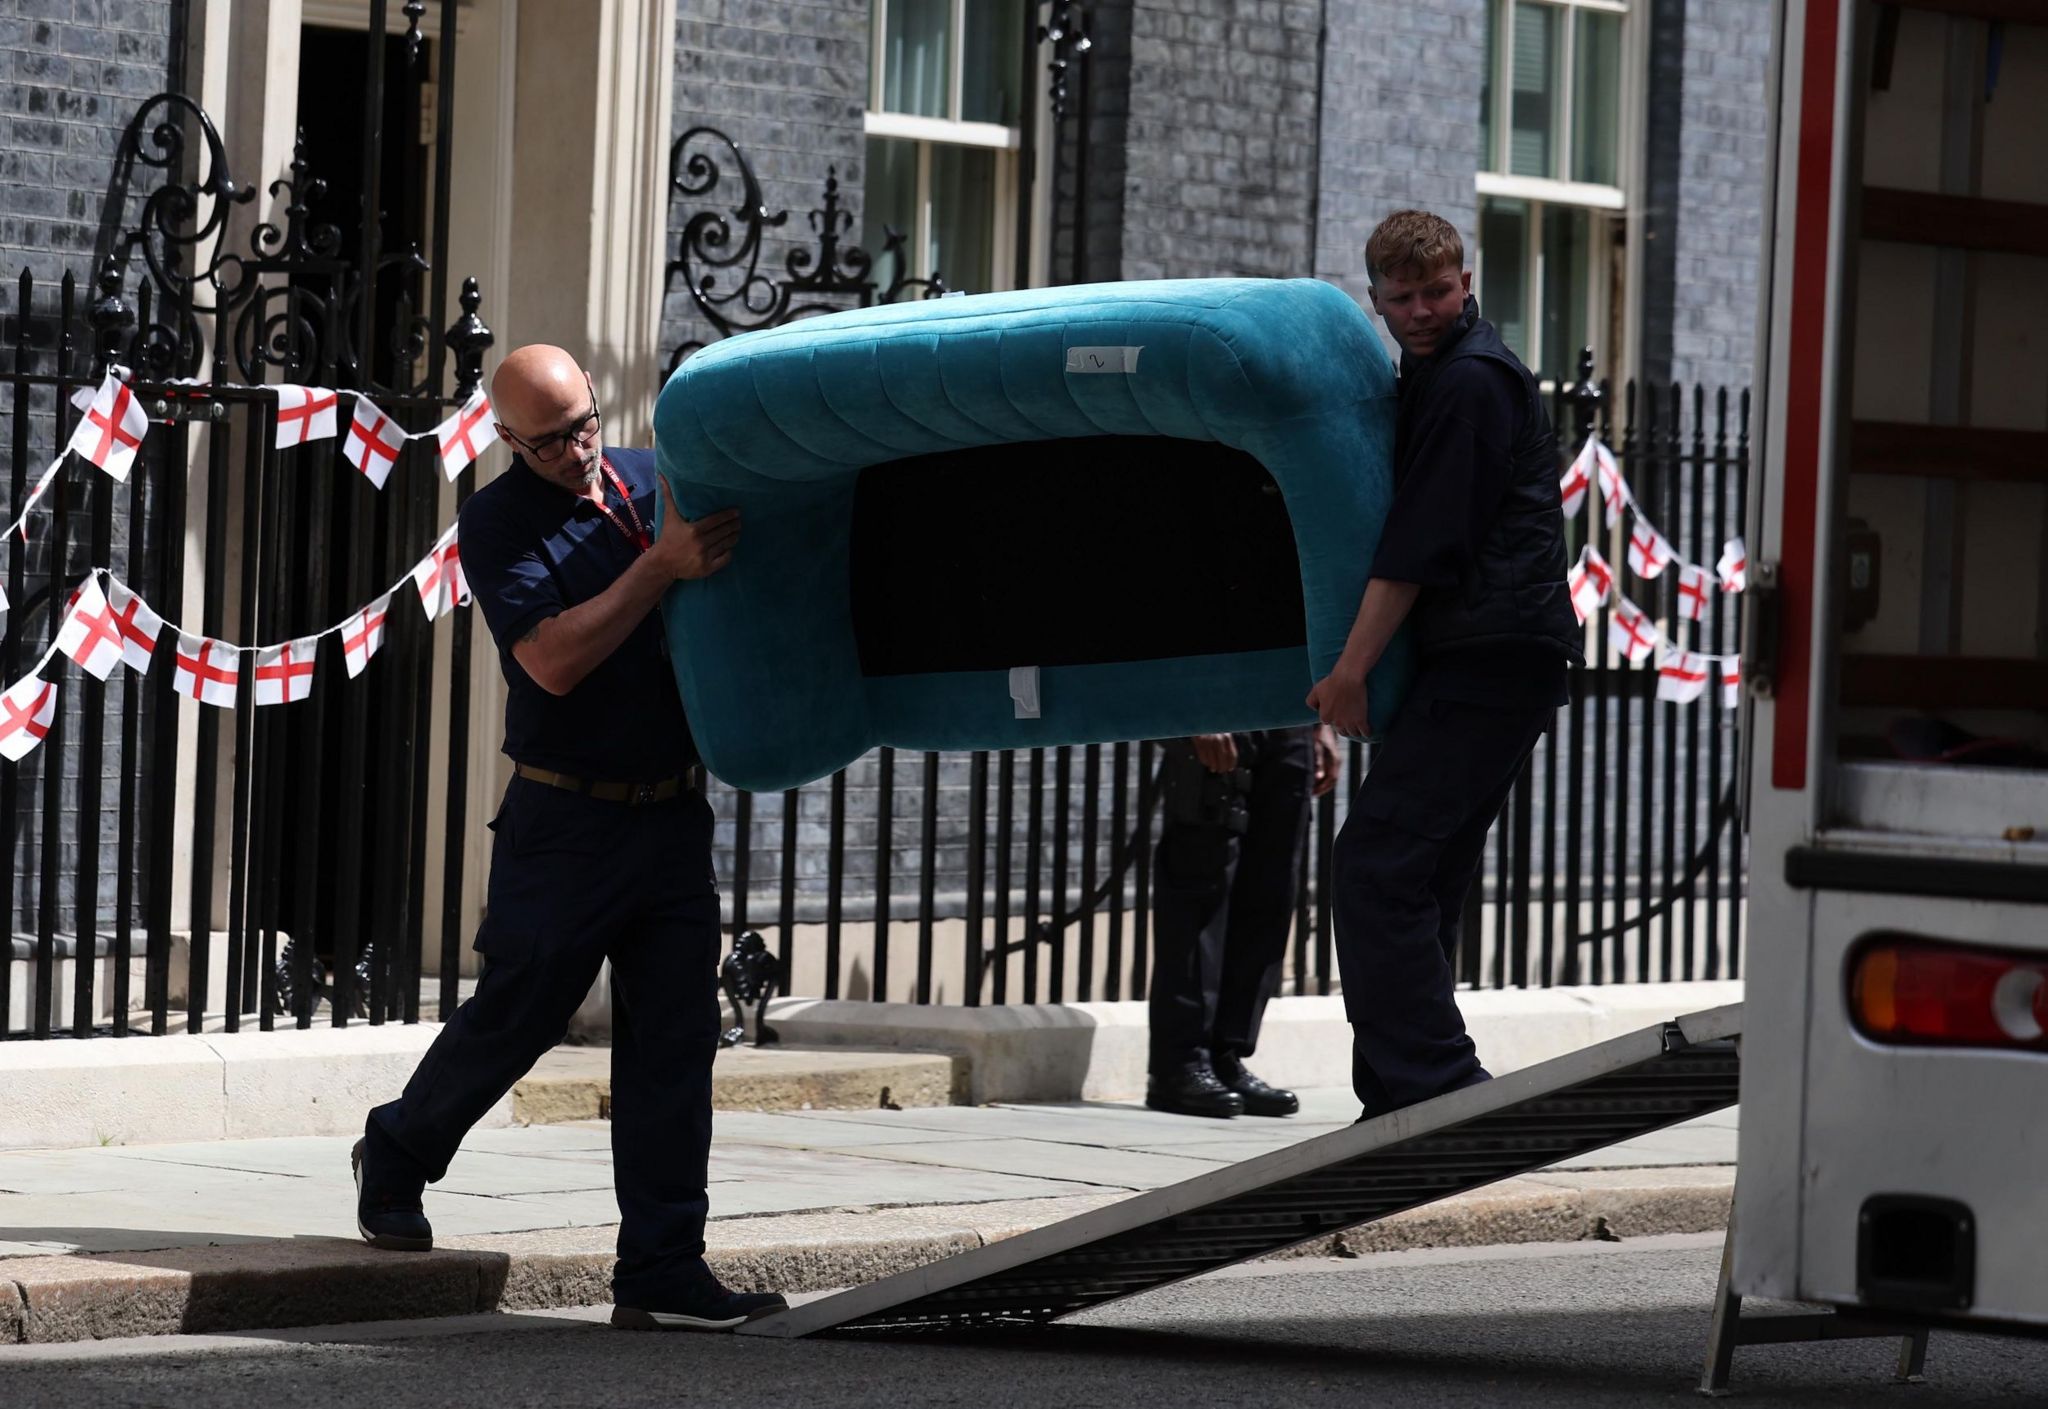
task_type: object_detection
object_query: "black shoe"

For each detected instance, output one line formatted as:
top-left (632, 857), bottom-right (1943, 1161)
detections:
top-left (352, 1131), bottom-right (432, 1252)
top-left (1215, 1060), bottom-right (1299, 1117)
top-left (612, 1267), bottom-right (789, 1332)
top-left (1144, 1063), bottom-right (1244, 1119)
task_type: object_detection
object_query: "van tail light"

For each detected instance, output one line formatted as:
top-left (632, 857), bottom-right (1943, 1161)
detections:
top-left (1850, 935), bottom-right (2048, 1052)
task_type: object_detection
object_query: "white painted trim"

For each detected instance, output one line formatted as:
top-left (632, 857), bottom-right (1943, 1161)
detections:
top-left (1524, 0), bottom-right (1629, 14)
top-left (864, 110), bottom-right (1020, 150)
top-left (1477, 170), bottom-right (1627, 210)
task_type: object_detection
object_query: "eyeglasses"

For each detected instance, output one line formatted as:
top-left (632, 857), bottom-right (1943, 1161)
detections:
top-left (502, 374), bottom-right (602, 464)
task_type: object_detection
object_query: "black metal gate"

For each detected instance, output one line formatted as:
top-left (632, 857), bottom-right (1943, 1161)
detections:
top-left (3, 3), bottom-right (494, 1040)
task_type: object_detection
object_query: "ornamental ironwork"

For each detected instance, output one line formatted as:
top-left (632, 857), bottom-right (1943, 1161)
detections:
top-left (90, 92), bottom-right (489, 398)
top-left (661, 126), bottom-right (951, 379)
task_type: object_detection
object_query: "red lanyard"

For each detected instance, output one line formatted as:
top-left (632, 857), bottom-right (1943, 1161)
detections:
top-left (592, 457), bottom-right (652, 554)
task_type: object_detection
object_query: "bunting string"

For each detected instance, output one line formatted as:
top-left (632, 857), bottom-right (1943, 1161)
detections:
top-left (0, 369), bottom-right (479, 764)
top-left (1559, 430), bottom-right (1747, 709)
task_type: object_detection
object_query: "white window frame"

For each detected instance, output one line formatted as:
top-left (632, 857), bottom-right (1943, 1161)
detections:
top-left (1477, 0), bottom-right (1642, 380)
top-left (865, 0), bottom-right (1030, 291)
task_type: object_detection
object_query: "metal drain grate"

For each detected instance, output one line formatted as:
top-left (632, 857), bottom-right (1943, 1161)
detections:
top-left (742, 1004), bottom-right (1741, 1338)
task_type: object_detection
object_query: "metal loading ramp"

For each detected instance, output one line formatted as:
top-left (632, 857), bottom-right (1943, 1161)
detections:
top-left (740, 1003), bottom-right (1742, 1339)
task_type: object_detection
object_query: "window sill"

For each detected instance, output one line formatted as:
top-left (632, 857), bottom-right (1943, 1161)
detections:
top-left (1476, 171), bottom-right (1627, 211)
top-left (865, 112), bottom-right (1020, 150)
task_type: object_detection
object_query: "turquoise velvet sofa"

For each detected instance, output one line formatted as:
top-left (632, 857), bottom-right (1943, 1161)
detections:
top-left (651, 276), bottom-right (1406, 792)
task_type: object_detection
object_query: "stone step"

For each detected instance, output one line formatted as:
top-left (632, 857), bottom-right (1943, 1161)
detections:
top-left (510, 1043), bottom-right (966, 1124)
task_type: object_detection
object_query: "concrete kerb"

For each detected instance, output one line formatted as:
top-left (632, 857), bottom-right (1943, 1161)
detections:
top-left (0, 1173), bottom-right (1736, 1345)
top-left (0, 1025), bottom-right (509, 1153)
top-left (763, 981), bottom-right (1746, 1104)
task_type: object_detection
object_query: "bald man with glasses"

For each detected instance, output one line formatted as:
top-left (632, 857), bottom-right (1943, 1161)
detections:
top-left (350, 345), bottom-right (786, 1332)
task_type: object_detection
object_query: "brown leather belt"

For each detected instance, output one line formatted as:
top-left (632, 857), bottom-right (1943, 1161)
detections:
top-left (512, 763), bottom-right (686, 805)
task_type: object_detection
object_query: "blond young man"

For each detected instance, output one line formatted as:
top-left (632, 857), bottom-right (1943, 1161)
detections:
top-left (1307, 211), bottom-right (1582, 1119)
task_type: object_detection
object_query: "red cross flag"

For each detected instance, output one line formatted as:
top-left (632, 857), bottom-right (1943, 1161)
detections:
top-left (56, 574), bottom-right (125, 680)
top-left (254, 637), bottom-right (318, 705)
top-left (273, 385), bottom-right (339, 449)
top-left (172, 632), bottom-right (240, 708)
top-left (1626, 515), bottom-right (1675, 579)
top-left (1717, 536), bottom-right (1748, 593)
top-left (411, 531), bottom-right (468, 621)
top-left (104, 577), bottom-right (165, 674)
top-left (434, 391), bottom-right (498, 481)
top-left (67, 373), bottom-right (150, 482)
top-left (1676, 562), bottom-right (1713, 623)
top-left (343, 397), bottom-right (408, 489)
top-left (1609, 597), bottom-right (1658, 665)
top-left (1720, 658), bottom-right (1742, 709)
top-left (1656, 648), bottom-right (1711, 703)
top-left (1596, 441), bottom-right (1627, 528)
top-left (1559, 436), bottom-right (1596, 517)
top-left (341, 595), bottom-right (391, 679)
top-left (1568, 545), bottom-right (1614, 624)
top-left (0, 675), bottom-right (58, 762)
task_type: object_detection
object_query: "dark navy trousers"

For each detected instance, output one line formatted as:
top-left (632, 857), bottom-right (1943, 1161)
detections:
top-left (1333, 673), bottom-right (1552, 1117)
top-left (371, 776), bottom-right (722, 1304)
top-left (1148, 728), bottom-right (1312, 1074)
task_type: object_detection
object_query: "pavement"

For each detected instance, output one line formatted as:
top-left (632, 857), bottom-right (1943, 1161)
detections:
top-left (0, 1086), bottom-right (1737, 1345)
top-left (12, 1237), bottom-right (2041, 1407)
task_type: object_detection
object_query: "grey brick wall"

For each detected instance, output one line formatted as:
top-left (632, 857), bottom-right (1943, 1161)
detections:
top-left (1659, 0), bottom-right (1771, 392)
top-left (1314, 0), bottom-right (1486, 320)
top-left (663, 0), bottom-right (871, 364)
top-left (1113, 0), bottom-right (1323, 282)
top-left (1, 0), bottom-right (177, 286)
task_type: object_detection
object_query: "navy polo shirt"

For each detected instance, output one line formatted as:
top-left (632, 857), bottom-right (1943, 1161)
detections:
top-left (458, 447), bottom-right (697, 782)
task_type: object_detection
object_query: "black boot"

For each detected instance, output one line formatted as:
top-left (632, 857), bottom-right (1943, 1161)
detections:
top-left (1145, 1062), bottom-right (1244, 1118)
top-left (1216, 1057), bottom-right (1299, 1117)
top-left (352, 1123), bottom-right (433, 1252)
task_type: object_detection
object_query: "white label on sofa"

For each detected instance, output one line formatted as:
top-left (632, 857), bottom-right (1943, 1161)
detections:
top-left (1065, 345), bottom-right (1142, 374)
top-left (1009, 666), bottom-right (1042, 719)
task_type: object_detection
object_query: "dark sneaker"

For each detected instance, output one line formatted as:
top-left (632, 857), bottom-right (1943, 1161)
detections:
top-left (612, 1280), bottom-right (788, 1332)
top-left (1215, 1060), bottom-right (1299, 1117)
top-left (351, 1134), bottom-right (432, 1252)
top-left (1144, 1063), bottom-right (1244, 1119)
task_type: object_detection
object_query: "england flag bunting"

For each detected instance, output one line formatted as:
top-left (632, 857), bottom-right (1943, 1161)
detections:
top-left (104, 576), bottom-right (165, 673)
top-left (344, 396), bottom-right (408, 490)
top-left (0, 675), bottom-right (57, 762)
top-left (1718, 536), bottom-right (1748, 593)
top-left (433, 390), bottom-right (498, 481)
top-left (273, 385), bottom-right (340, 449)
top-left (1675, 562), bottom-right (1714, 623)
top-left (1627, 514), bottom-right (1675, 579)
top-left (1656, 648), bottom-right (1711, 703)
top-left (412, 529), bottom-right (467, 620)
top-left (254, 637), bottom-right (318, 705)
top-left (1609, 597), bottom-right (1659, 664)
top-left (55, 574), bottom-right (125, 680)
top-left (172, 632), bottom-right (240, 708)
top-left (1559, 436), bottom-right (1597, 518)
top-left (341, 595), bottom-right (391, 679)
top-left (1720, 658), bottom-right (1743, 709)
top-left (66, 373), bottom-right (150, 482)
top-left (1568, 545), bottom-right (1614, 624)
top-left (1596, 440), bottom-right (1627, 528)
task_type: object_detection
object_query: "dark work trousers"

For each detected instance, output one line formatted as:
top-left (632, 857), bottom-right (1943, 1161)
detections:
top-left (370, 775), bottom-right (723, 1304)
top-left (1148, 727), bottom-right (1314, 1075)
top-left (1333, 677), bottom-right (1552, 1117)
